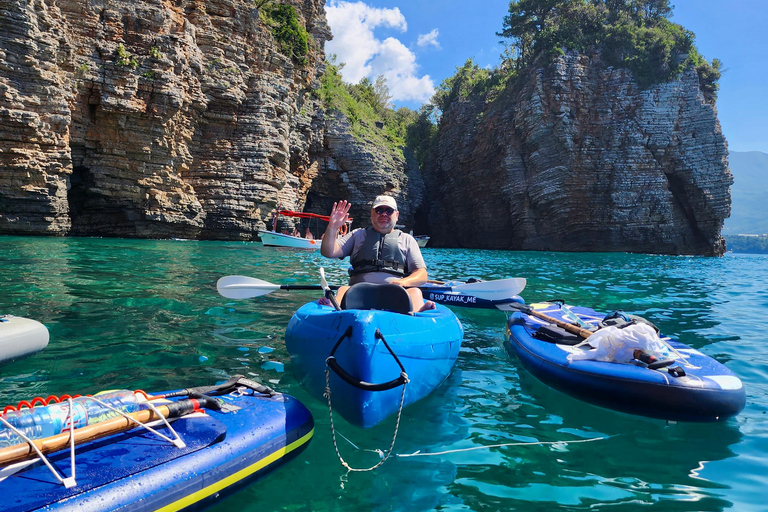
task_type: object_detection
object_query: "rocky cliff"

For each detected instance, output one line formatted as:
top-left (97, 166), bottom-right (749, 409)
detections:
top-left (424, 52), bottom-right (731, 256)
top-left (1, 3), bottom-right (730, 255)
top-left (0, 0), bottom-right (419, 240)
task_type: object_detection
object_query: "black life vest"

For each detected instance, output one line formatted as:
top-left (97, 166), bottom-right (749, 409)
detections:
top-left (349, 228), bottom-right (408, 277)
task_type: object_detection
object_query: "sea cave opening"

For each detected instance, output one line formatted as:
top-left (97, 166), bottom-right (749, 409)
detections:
top-left (67, 144), bottom-right (95, 227)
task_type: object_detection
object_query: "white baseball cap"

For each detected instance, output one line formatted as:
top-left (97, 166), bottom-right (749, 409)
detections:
top-left (372, 195), bottom-right (398, 210)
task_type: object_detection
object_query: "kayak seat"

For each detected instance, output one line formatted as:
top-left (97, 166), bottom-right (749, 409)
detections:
top-left (341, 283), bottom-right (412, 315)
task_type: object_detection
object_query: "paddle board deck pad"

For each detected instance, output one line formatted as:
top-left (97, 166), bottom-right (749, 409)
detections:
top-left (0, 315), bottom-right (49, 367)
top-left (4, 383), bottom-right (314, 511)
top-left (419, 281), bottom-right (524, 309)
top-left (286, 302), bottom-right (464, 428)
top-left (505, 302), bottom-right (746, 422)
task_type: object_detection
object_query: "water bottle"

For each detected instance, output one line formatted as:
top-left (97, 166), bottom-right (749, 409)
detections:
top-left (0, 390), bottom-right (143, 448)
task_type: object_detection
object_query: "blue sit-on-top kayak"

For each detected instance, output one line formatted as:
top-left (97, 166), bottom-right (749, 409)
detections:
top-left (505, 302), bottom-right (746, 422)
top-left (2, 376), bottom-right (313, 511)
top-left (285, 283), bottom-right (464, 428)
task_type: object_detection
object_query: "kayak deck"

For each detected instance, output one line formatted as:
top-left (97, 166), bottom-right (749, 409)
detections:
top-left (286, 302), bottom-right (464, 428)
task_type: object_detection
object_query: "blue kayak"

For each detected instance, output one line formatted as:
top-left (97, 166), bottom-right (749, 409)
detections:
top-left (4, 377), bottom-right (313, 511)
top-left (505, 302), bottom-right (746, 422)
top-left (285, 288), bottom-right (464, 428)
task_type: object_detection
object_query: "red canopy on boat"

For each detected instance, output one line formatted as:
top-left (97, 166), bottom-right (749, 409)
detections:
top-left (277, 210), bottom-right (352, 222)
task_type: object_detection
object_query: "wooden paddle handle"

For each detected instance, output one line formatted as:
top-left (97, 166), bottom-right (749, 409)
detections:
top-left (0, 405), bottom-right (172, 466)
top-left (526, 309), bottom-right (594, 339)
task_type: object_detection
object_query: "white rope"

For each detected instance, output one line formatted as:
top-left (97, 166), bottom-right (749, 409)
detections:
top-left (396, 435), bottom-right (611, 458)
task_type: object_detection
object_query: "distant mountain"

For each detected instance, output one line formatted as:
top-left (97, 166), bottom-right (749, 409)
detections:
top-left (723, 151), bottom-right (768, 235)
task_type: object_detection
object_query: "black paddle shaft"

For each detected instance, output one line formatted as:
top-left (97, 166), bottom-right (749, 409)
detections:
top-left (282, 285), bottom-right (340, 291)
top-left (163, 375), bottom-right (275, 398)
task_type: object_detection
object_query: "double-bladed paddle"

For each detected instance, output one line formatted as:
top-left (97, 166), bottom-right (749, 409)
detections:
top-left (217, 275), bottom-right (527, 301)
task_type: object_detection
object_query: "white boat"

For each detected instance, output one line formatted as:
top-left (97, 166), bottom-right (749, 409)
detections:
top-left (259, 208), bottom-right (352, 250)
top-left (258, 230), bottom-right (321, 249)
top-left (415, 235), bottom-right (430, 248)
top-left (0, 315), bottom-right (49, 367)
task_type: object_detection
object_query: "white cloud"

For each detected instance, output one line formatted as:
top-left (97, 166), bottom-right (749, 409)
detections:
top-left (417, 29), bottom-right (440, 49)
top-left (370, 38), bottom-right (435, 102)
top-left (325, 1), bottom-right (434, 103)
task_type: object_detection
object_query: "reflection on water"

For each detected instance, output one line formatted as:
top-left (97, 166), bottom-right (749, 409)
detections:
top-left (1, 237), bottom-right (766, 511)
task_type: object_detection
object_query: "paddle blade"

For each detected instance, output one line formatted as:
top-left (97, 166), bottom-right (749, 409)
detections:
top-left (217, 276), bottom-right (280, 299)
top-left (453, 277), bottom-right (526, 300)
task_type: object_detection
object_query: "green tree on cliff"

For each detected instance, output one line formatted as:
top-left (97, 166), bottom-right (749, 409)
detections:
top-left (259, 3), bottom-right (309, 65)
top-left (497, 0), bottom-right (720, 98)
top-left (349, 75), bottom-right (392, 115)
top-left (318, 60), bottom-right (420, 154)
top-left (432, 60), bottom-right (491, 112)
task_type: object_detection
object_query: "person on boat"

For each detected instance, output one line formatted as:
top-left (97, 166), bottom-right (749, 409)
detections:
top-left (320, 195), bottom-right (435, 312)
top-left (305, 227), bottom-right (314, 240)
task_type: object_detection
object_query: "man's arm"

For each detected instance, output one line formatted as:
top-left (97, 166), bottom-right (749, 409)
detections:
top-left (390, 267), bottom-right (428, 288)
top-left (321, 200), bottom-right (351, 258)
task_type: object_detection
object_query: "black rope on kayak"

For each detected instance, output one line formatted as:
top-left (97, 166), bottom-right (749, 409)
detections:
top-left (323, 326), bottom-right (409, 472)
top-left (326, 328), bottom-right (408, 391)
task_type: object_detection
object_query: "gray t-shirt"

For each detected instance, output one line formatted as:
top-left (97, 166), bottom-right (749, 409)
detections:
top-left (337, 228), bottom-right (426, 284)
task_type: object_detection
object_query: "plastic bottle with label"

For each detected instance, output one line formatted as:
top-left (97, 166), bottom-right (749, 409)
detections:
top-left (0, 390), bottom-right (143, 448)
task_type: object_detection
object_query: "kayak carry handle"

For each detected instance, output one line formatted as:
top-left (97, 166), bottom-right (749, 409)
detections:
top-left (325, 327), bottom-right (409, 392)
top-left (325, 358), bottom-right (407, 391)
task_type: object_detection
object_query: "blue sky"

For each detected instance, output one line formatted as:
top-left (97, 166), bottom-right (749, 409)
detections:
top-left (325, 0), bottom-right (768, 153)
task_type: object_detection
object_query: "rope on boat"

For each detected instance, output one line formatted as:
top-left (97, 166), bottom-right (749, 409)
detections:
top-left (394, 435), bottom-right (612, 458)
top-left (324, 370), bottom-right (408, 472)
top-left (324, 328), bottom-right (409, 472)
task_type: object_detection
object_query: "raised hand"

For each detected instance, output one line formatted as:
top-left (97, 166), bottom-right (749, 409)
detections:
top-left (321, 200), bottom-right (352, 258)
top-left (328, 200), bottom-right (351, 230)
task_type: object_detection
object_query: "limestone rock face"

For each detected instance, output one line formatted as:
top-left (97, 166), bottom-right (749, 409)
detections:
top-left (306, 111), bottom-right (423, 231)
top-left (425, 52), bottom-right (731, 256)
top-left (0, 0), bottom-right (419, 239)
top-left (1, 5), bottom-right (730, 256)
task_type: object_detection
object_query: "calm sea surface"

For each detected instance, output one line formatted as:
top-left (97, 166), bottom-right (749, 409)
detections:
top-left (1, 236), bottom-right (766, 511)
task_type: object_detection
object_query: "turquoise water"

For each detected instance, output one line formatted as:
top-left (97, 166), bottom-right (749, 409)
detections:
top-left (1, 236), bottom-right (767, 511)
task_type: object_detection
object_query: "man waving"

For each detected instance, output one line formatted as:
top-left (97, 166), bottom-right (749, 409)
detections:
top-left (321, 196), bottom-right (435, 312)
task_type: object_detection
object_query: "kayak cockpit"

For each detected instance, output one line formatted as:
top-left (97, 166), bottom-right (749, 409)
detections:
top-left (340, 283), bottom-right (412, 315)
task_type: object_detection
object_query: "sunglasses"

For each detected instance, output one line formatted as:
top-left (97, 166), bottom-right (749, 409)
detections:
top-left (374, 206), bottom-right (395, 216)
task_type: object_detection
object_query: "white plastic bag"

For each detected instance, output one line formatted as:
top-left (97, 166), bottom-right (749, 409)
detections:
top-left (567, 323), bottom-right (670, 363)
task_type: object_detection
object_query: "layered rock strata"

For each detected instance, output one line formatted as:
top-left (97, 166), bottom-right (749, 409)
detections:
top-left (425, 52), bottom-right (731, 256)
top-left (0, 0), bottom-right (419, 240)
top-left (1, 4), bottom-right (730, 256)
